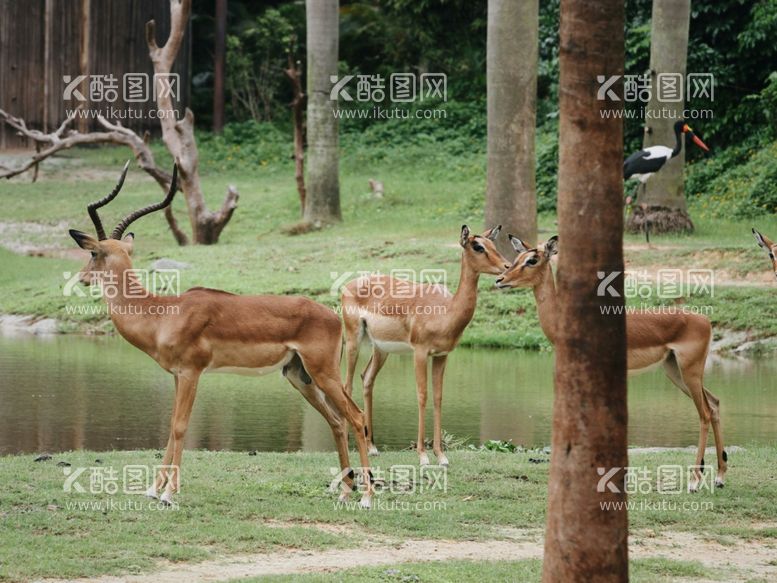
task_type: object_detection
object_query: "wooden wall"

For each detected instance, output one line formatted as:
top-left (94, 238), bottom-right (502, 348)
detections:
top-left (0, 0), bottom-right (191, 149)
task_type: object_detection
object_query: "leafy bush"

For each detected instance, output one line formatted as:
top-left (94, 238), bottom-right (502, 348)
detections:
top-left (196, 121), bottom-right (291, 171)
top-left (686, 135), bottom-right (777, 218)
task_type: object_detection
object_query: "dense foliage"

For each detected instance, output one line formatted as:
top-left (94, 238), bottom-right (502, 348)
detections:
top-left (189, 0), bottom-right (777, 218)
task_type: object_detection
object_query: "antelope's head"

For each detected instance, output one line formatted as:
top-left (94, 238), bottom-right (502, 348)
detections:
top-left (459, 225), bottom-right (510, 275)
top-left (68, 161), bottom-right (177, 286)
top-left (496, 235), bottom-right (558, 289)
top-left (753, 228), bottom-right (776, 279)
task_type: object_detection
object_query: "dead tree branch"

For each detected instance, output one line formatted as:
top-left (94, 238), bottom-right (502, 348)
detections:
top-left (1, 0), bottom-right (238, 245)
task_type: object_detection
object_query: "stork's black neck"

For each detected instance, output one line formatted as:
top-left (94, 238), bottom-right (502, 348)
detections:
top-left (672, 123), bottom-right (684, 157)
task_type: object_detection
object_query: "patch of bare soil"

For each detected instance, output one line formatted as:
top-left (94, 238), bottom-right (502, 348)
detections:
top-left (625, 247), bottom-right (774, 287)
top-left (0, 220), bottom-right (81, 258)
top-left (42, 523), bottom-right (777, 583)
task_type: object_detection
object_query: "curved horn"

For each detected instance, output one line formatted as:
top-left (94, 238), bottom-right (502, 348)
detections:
top-left (111, 164), bottom-right (178, 240)
top-left (87, 160), bottom-right (130, 240)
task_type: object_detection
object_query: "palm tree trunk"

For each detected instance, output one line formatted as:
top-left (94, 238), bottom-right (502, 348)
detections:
top-left (304, 0), bottom-right (341, 224)
top-left (543, 0), bottom-right (629, 580)
top-left (627, 0), bottom-right (693, 234)
top-left (485, 0), bottom-right (538, 255)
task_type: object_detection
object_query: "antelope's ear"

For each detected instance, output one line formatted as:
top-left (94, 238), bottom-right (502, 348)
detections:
top-left (69, 229), bottom-right (98, 251)
top-left (753, 228), bottom-right (773, 250)
top-left (483, 225), bottom-right (502, 241)
top-left (460, 224), bottom-right (471, 247)
top-left (508, 234), bottom-right (530, 253)
top-left (122, 232), bottom-right (135, 254)
top-left (543, 235), bottom-right (559, 258)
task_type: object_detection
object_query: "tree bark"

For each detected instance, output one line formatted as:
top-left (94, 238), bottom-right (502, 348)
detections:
top-left (627, 0), bottom-right (693, 234)
top-left (146, 0), bottom-right (238, 244)
top-left (304, 0), bottom-right (341, 224)
top-left (213, 0), bottom-right (227, 133)
top-left (485, 0), bottom-right (538, 255)
top-left (285, 52), bottom-right (307, 215)
top-left (543, 0), bottom-right (628, 581)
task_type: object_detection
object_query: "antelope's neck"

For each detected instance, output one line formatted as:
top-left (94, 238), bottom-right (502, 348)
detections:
top-left (448, 257), bottom-right (480, 333)
top-left (101, 264), bottom-right (162, 342)
top-left (533, 265), bottom-right (558, 345)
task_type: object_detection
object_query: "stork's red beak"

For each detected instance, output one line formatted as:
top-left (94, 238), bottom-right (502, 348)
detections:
top-left (690, 132), bottom-right (710, 152)
top-left (683, 124), bottom-right (710, 152)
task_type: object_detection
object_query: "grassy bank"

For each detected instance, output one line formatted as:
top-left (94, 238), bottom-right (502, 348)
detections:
top-left (1, 446), bottom-right (775, 581)
top-left (0, 146), bottom-right (775, 350)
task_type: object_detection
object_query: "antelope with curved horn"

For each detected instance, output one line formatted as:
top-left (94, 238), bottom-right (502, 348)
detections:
top-left (341, 225), bottom-right (510, 466)
top-left (68, 163), bottom-right (374, 507)
top-left (495, 234), bottom-right (727, 490)
top-left (753, 228), bottom-right (776, 279)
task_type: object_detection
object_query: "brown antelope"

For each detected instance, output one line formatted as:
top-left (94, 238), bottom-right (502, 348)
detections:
top-left (341, 225), bottom-right (510, 466)
top-left (753, 228), bottom-right (777, 279)
top-left (495, 234), bottom-right (728, 490)
top-left (68, 162), bottom-right (373, 507)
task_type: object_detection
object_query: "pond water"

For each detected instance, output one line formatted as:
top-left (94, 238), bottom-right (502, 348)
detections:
top-left (0, 332), bottom-right (775, 455)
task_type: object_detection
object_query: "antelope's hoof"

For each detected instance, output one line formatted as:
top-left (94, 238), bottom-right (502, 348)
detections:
top-left (419, 452), bottom-right (430, 466)
top-left (368, 445), bottom-right (380, 457)
top-left (436, 453), bottom-right (449, 467)
top-left (338, 490), bottom-right (351, 503)
top-left (145, 486), bottom-right (159, 500)
top-left (359, 495), bottom-right (372, 509)
top-left (715, 478), bottom-right (725, 489)
top-left (160, 491), bottom-right (174, 507)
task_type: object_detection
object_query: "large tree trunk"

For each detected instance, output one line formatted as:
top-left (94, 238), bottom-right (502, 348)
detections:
top-left (627, 0), bottom-right (693, 234)
top-left (485, 0), bottom-right (538, 255)
top-left (304, 0), bottom-right (341, 224)
top-left (543, 0), bottom-right (629, 581)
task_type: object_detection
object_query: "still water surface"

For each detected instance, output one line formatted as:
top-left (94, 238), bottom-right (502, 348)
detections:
top-left (1, 333), bottom-right (775, 454)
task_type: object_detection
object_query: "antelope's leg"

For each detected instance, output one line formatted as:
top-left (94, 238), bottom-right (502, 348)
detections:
top-left (431, 354), bottom-right (449, 466)
top-left (284, 356), bottom-right (355, 499)
top-left (414, 349), bottom-right (430, 466)
top-left (686, 376), bottom-right (712, 492)
top-left (663, 353), bottom-right (710, 491)
top-left (343, 318), bottom-right (362, 397)
top-left (704, 388), bottom-right (727, 486)
top-left (313, 370), bottom-right (374, 508)
top-left (361, 348), bottom-right (388, 455)
top-left (159, 369), bottom-right (201, 505)
top-left (148, 373), bottom-right (179, 498)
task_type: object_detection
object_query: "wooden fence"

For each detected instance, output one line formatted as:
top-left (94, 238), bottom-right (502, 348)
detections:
top-left (0, 0), bottom-right (191, 149)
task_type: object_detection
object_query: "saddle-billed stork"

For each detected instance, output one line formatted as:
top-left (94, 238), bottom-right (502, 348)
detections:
top-left (624, 119), bottom-right (709, 182)
top-left (623, 120), bottom-right (710, 243)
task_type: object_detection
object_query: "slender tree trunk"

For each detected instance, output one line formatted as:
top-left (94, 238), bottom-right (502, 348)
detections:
top-left (485, 0), bottom-right (538, 255)
top-left (285, 52), bottom-right (307, 214)
top-left (304, 0), bottom-right (341, 224)
top-left (213, 0), bottom-right (227, 133)
top-left (627, 0), bottom-right (693, 234)
top-left (543, 0), bottom-right (628, 581)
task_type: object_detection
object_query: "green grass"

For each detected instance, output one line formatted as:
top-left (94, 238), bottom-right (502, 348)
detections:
top-left (0, 446), bottom-right (775, 581)
top-left (0, 145), bottom-right (775, 348)
top-left (246, 557), bottom-right (710, 583)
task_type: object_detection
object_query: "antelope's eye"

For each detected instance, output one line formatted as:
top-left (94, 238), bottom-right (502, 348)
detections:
top-left (90, 251), bottom-right (97, 258)
top-left (525, 256), bottom-right (538, 266)
top-left (472, 243), bottom-right (485, 253)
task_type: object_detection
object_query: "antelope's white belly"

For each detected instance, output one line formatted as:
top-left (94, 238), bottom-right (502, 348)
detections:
top-left (205, 351), bottom-right (294, 376)
top-left (360, 311), bottom-right (413, 353)
top-left (371, 339), bottom-right (413, 353)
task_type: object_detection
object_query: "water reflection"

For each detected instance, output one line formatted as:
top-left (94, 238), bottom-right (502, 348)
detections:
top-left (0, 334), bottom-right (774, 454)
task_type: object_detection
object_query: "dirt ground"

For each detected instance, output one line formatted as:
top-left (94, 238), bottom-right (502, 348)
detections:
top-left (42, 521), bottom-right (777, 583)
